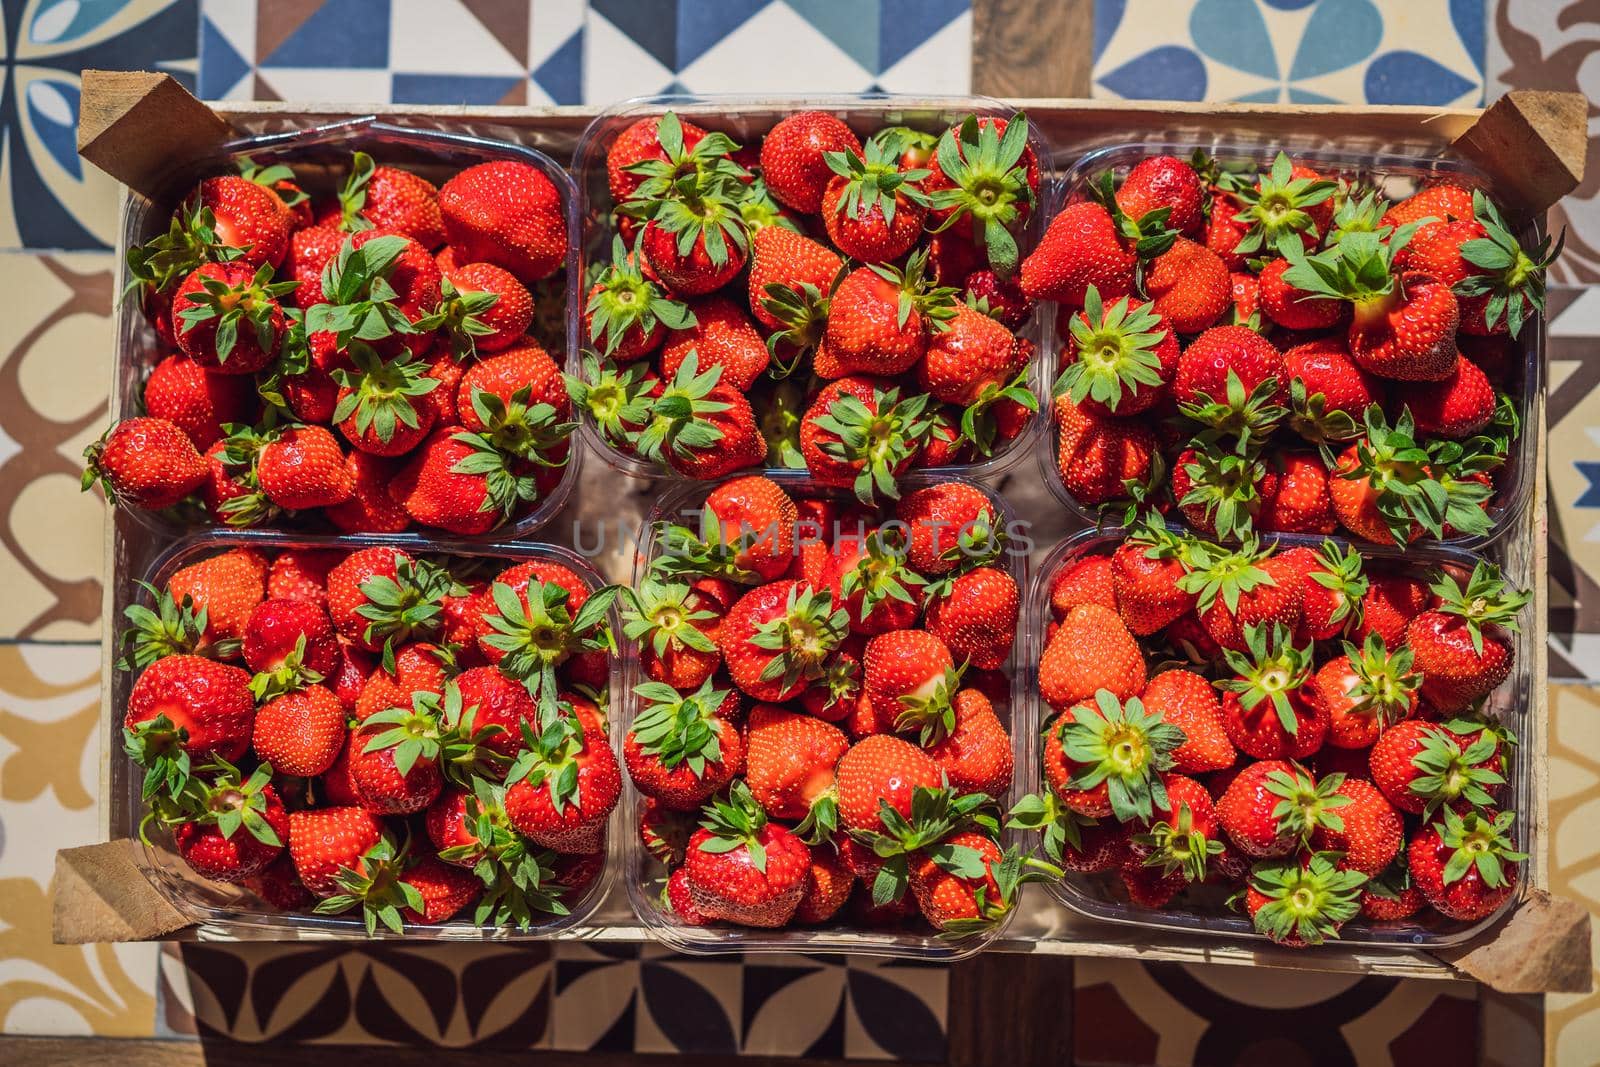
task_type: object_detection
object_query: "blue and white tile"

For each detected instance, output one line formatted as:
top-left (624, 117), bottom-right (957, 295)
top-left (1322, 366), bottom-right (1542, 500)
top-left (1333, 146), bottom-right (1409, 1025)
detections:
top-left (1093, 0), bottom-right (1484, 106)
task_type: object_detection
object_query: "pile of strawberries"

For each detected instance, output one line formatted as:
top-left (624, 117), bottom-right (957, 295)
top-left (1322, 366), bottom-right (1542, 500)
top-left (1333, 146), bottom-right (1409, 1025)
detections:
top-left (85, 148), bottom-right (574, 535)
top-left (119, 542), bottom-right (622, 931)
top-left (576, 109), bottom-right (1042, 496)
top-left (622, 474), bottom-right (1044, 935)
top-left (1019, 151), bottom-right (1555, 545)
top-left (1024, 523), bottom-right (1528, 946)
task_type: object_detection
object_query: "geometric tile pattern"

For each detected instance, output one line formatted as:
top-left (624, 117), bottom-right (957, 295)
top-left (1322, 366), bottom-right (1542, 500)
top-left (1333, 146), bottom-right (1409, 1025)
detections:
top-left (1, 0), bottom-right (199, 251)
top-left (1546, 685), bottom-right (1600, 1064)
top-left (1092, 0), bottom-right (1486, 106)
top-left (1545, 288), bottom-right (1600, 679)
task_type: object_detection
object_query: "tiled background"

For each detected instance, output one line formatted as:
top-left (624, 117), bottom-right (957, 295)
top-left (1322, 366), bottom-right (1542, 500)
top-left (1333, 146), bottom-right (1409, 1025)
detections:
top-left (1, 0), bottom-right (1597, 1063)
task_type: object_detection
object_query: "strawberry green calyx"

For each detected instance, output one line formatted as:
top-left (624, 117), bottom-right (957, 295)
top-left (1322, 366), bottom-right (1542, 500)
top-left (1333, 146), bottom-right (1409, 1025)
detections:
top-left (1432, 807), bottom-right (1526, 888)
top-left (732, 177), bottom-right (799, 235)
top-left (648, 178), bottom-right (750, 271)
top-left (567, 353), bottom-right (653, 450)
top-left (1093, 169), bottom-right (1178, 258)
top-left (1309, 540), bottom-right (1368, 626)
top-left (434, 274), bottom-right (505, 359)
top-left (333, 151), bottom-right (380, 231)
top-left (236, 156), bottom-right (306, 208)
top-left (621, 111), bottom-right (747, 207)
top-left (877, 247), bottom-right (961, 335)
top-left (443, 777), bottom-right (572, 926)
top-left (1248, 851), bottom-right (1367, 946)
top-left (1225, 152), bottom-right (1339, 254)
top-left (928, 112), bottom-right (1036, 276)
top-left (1341, 405), bottom-right (1485, 543)
top-left (1288, 376), bottom-right (1361, 448)
top-left (854, 784), bottom-right (995, 903)
top-left (841, 526), bottom-right (927, 614)
top-left (211, 423), bottom-right (281, 527)
top-left (1061, 690), bottom-right (1185, 823)
top-left (1429, 562), bottom-right (1529, 656)
top-left (1178, 369), bottom-right (1286, 446)
top-left (1364, 847), bottom-right (1414, 902)
top-left (357, 556), bottom-right (458, 671)
top-left (369, 681), bottom-right (508, 784)
top-left (332, 346), bottom-right (441, 444)
top-left (1176, 536), bottom-right (1272, 615)
top-left (125, 202), bottom-right (245, 298)
top-left (934, 843), bottom-right (1062, 936)
top-left (141, 756), bottom-right (282, 850)
top-left (1408, 724), bottom-right (1506, 815)
top-left (481, 580), bottom-right (620, 723)
top-left (750, 584), bottom-right (850, 694)
top-left (824, 137), bottom-right (932, 225)
top-left (1220, 623), bottom-right (1316, 736)
top-left (465, 383), bottom-right (575, 462)
top-left (1054, 284), bottom-right (1167, 414)
top-left (869, 125), bottom-right (939, 167)
top-left (586, 235), bottom-right (696, 355)
top-left (124, 712), bottom-right (198, 803)
top-left (813, 385), bottom-right (934, 504)
top-left (635, 351), bottom-right (731, 465)
top-left (1135, 799), bottom-right (1224, 882)
top-left (1343, 632), bottom-right (1421, 725)
top-left (1278, 227), bottom-right (1426, 327)
top-left (1326, 185), bottom-right (1394, 244)
top-left (632, 677), bottom-right (729, 777)
top-left (1127, 512), bottom-right (1196, 566)
top-left (306, 234), bottom-right (425, 346)
top-left (622, 578), bottom-right (720, 658)
top-left (117, 580), bottom-right (230, 670)
top-left (1455, 190), bottom-right (1562, 338)
top-left (506, 708), bottom-right (595, 814)
top-left (894, 662), bottom-right (965, 746)
top-left (247, 633), bottom-right (325, 701)
top-left (315, 834), bottom-right (419, 934)
top-left (651, 507), bottom-right (759, 585)
top-left (1006, 790), bottom-right (1093, 864)
top-left (1267, 764), bottom-right (1353, 843)
top-left (175, 261), bottom-right (297, 363)
top-left (959, 366), bottom-right (1038, 459)
top-left (697, 780), bottom-right (774, 871)
top-left (1177, 438), bottom-right (1270, 541)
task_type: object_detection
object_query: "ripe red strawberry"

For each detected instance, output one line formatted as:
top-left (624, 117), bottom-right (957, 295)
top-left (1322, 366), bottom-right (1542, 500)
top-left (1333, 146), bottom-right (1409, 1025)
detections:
top-left (1309, 776), bottom-right (1401, 877)
top-left (669, 473), bottom-right (799, 584)
top-left (504, 711), bottom-right (621, 854)
top-left (685, 782), bottom-right (810, 927)
top-left (625, 679), bottom-right (743, 811)
top-left (326, 450), bottom-right (410, 534)
top-left (1141, 669), bottom-right (1235, 774)
top-left (390, 425), bottom-right (535, 535)
top-left (795, 845), bottom-right (854, 924)
top-left (835, 734), bottom-right (941, 833)
top-left (907, 830), bottom-right (1021, 931)
top-left (1229, 270), bottom-right (1260, 324)
top-left (660, 294), bottom-right (770, 392)
top-left (123, 654), bottom-right (254, 799)
top-left (168, 763), bottom-right (289, 883)
top-left (1258, 452), bottom-right (1336, 535)
top-left (1204, 190), bottom-right (1249, 269)
top-left (1357, 572), bottom-right (1431, 647)
top-left (334, 152), bottom-right (444, 248)
top-left (761, 111), bottom-right (863, 213)
top-left (826, 258), bottom-right (949, 378)
top-left (746, 224), bottom-right (843, 332)
top-left (1116, 154), bottom-right (1204, 235)
top-left (1055, 288), bottom-right (1179, 417)
top-left (820, 137), bottom-right (930, 262)
top-left (241, 597), bottom-right (338, 694)
top-left (1257, 256), bottom-right (1346, 330)
top-left (1294, 541), bottom-right (1367, 643)
top-left (1050, 553), bottom-right (1116, 619)
top-left (921, 303), bottom-right (1027, 412)
top-left (1246, 851), bottom-right (1367, 947)
top-left (925, 566), bottom-right (1018, 671)
top-left (963, 269), bottom-right (1033, 327)
top-left (1144, 237), bottom-right (1231, 334)
top-left (331, 349), bottom-right (439, 456)
top-left (1360, 851), bottom-right (1427, 921)
top-left (1131, 773), bottom-right (1224, 882)
top-left (325, 547), bottom-right (442, 653)
top-left (1178, 541), bottom-right (1298, 653)
top-left (1043, 690), bottom-right (1181, 821)
top-left (394, 855), bottom-right (482, 925)
top-left (288, 805), bottom-right (383, 897)
top-left (819, 526), bottom-right (920, 636)
top-left (925, 688), bottom-right (1013, 799)
top-left (1217, 624), bottom-right (1327, 760)
top-left (1400, 192), bottom-right (1558, 337)
top-left (1171, 325), bottom-right (1286, 436)
top-left (447, 666), bottom-right (535, 760)
top-left (584, 236), bottom-right (693, 360)
top-left (861, 629), bottom-right (958, 739)
top-left (82, 416), bottom-right (208, 510)
top-left (1053, 395), bottom-right (1158, 505)
top-left (1019, 201), bottom-right (1135, 307)
top-left (636, 354), bottom-right (766, 479)
top-left (143, 354), bottom-right (254, 451)
top-left (894, 482), bottom-right (1000, 576)
top-left (456, 341), bottom-right (570, 431)
top-left (438, 262), bottom-right (534, 356)
top-left (1109, 521), bottom-right (1196, 635)
top-left (607, 113), bottom-right (711, 204)
top-left (244, 853), bottom-right (313, 911)
top-left (286, 223), bottom-right (344, 308)
top-left (1369, 718), bottom-right (1506, 816)
top-left (187, 174), bottom-right (293, 269)
top-left (719, 580), bottom-right (849, 703)
top-left (622, 577), bottom-right (723, 690)
top-left (167, 546), bottom-right (267, 646)
top-left (267, 548), bottom-right (339, 606)
top-left (1383, 181), bottom-right (1476, 228)
top-left (1283, 336), bottom-right (1379, 445)
top-left (744, 703), bottom-right (849, 833)
top-left (1313, 633), bottom-right (1420, 750)
top-left (257, 425), bottom-right (354, 511)
top-left (798, 376), bottom-right (930, 503)
top-left (1229, 154), bottom-right (1338, 252)
top-left (1391, 353), bottom-right (1495, 439)
top-left (1408, 807), bottom-right (1524, 920)
top-left (667, 866), bottom-right (710, 924)
top-left (1039, 603), bottom-right (1146, 711)
top-left (1404, 563), bottom-right (1527, 712)
top-left (1171, 439), bottom-right (1272, 539)
top-left (1216, 760), bottom-right (1348, 858)
top-left (1330, 407), bottom-right (1493, 544)
top-left (440, 160), bottom-right (567, 282)
top-left (252, 684), bottom-right (346, 777)
top-left (310, 230), bottom-right (443, 361)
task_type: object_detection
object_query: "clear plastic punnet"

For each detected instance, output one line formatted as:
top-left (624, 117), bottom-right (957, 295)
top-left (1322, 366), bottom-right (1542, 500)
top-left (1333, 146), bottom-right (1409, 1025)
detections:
top-left (620, 470), bottom-right (1032, 958)
top-left (111, 117), bottom-right (582, 541)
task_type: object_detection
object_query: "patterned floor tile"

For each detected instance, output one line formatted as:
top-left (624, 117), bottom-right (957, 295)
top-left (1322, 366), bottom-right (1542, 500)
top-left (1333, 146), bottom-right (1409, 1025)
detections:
top-left (1546, 684), bottom-right (1600, 1064)
top-left (1074, 958), bottom-right (1483, 1066)
top-left (1093, 0), bottom-right (1485, 105)
top-left (0, 642), bottom-right (160, 1037)
top-left (2, 0), bottom-right (198, 251)
top-left (0, 251), bottom-right (112, 641)
top-left (1546, 288), bottom-right (1600, 678)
